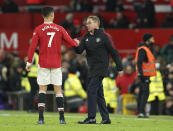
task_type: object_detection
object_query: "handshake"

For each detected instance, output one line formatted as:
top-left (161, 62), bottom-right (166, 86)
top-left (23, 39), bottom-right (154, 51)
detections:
top-left (74, 38), bottom-right (80, 46)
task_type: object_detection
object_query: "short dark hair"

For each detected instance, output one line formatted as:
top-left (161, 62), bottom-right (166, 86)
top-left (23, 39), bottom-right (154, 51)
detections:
top-left (143, 33), bottom-right (153, 42)
top-left (42, 7), bottom-right (54, 18)
top-left (87, 15), bottom-right (100, 26)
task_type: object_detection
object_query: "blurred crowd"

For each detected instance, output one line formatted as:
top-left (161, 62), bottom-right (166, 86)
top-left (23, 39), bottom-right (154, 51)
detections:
top-left (1, 0), bottom-right (173, 28)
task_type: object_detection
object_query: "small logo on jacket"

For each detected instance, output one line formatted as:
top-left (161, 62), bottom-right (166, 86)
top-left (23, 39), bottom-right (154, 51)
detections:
top-left (85, 38), bottom-right (89, 41)
top-left (96, 38), bottom-right (101, 43)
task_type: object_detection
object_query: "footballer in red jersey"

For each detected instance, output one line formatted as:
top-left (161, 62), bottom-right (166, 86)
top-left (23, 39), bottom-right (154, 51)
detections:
top-left (27, 18), bottom-right (78, 68)
top-left (26, 7), bottom-right (79, 125)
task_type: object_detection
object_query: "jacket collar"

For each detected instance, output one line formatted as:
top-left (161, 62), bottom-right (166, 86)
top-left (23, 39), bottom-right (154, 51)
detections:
top-left (87, 28), bottom-right (104, 36)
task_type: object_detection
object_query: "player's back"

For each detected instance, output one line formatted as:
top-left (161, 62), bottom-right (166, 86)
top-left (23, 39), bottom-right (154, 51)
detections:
top-left (35, 22), bottom-right (64, 68)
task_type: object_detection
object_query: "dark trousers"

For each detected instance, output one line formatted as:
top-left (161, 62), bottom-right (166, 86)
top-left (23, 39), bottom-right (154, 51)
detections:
top-left (28, 77), bottom-right (39, 110)
top-left (150, 98), bottom-right (165, 115)
top-left (137, 77), bottom-right (150, 114)
top-left (87, 76), bottom-right (109, 120)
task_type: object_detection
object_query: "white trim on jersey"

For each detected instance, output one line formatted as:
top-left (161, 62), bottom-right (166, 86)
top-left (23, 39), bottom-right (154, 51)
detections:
top-left (44, 22), bottom-right (53, 24)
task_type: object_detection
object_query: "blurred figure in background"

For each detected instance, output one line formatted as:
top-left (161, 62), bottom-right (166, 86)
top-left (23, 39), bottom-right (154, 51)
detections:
top-left (106, 0), bottom-right (117, 12)
top-left (1, 0), bottom-right (19, 13)
top-left (74, 0), bottom-right (93, 12)
top-left (61, 60), bottom-right (70, 91)
top-left (64, 0), bottom-right (92, 12)
top-left (116, 64), bottom-right (136, 114)
top-left (64, 0), bottom-right (75, 12)
top-left (71, 19), bottom-right (82, 39)
top-left (116, 64), bottom-right (136, 95)
top-left (126, 77), bottom-right (141, 112)
top-left (0, 49), bottom-right (8, 91)
top-left (147, 61), bottom-right (165, 115)
top-left (165, 64), bottom-right (173, 115)
top-left (109, 12), bottom-right (129, 29)
top-left (60, 13), bottom-right (74, 30)
top-left (9, 61), bottom-right (23, 92)
top-left (161, 13), bottom-right (173, 28)
top-left (134, 0), bottom-right (155, 28)
top-left (103, 63), bottom-right (118, 113)
top-left (27, 40), bottom-right (39, 112)
top-left (116, 0), bottom-right (124, 12)
top-left (153, 44), bottom-right (161, 59)
top-left (0, 49), bottom-right (9, 110)
top-left (106, 0), bottom-right (124, 12)
top-left (160, 35), bottom-right (173, 64)
top-left (143, 0), bottom-right (155, 27)
top-left (64, 66), bottom-right (87, 112)
top-left (122, 54), bottom-right (136, 67)
top-left (74, 55), bottom-right (88, 91)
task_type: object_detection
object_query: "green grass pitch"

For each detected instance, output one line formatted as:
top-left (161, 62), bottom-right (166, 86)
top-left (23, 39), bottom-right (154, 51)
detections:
top-left (0, 111), bottom-right (173, 131)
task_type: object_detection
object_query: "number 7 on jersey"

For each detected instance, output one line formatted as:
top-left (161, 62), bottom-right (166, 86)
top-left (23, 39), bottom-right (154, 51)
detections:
top-left (47, 32), bottom-right (55, 47)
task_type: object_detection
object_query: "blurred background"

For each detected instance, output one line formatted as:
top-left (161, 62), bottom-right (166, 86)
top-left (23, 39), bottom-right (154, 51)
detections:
top-left (0, 0), bottom-right (173, 116)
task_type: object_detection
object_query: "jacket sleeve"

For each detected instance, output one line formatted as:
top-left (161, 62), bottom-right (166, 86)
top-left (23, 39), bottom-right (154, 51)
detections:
top-left (137, 49), bottom-right (146, 76)
top-left (61, 26), bottom-right (78, 48)
top-left (103, 33), bottom-right (123, 71)
top-left (27, 28), bottom-right (39, 64)
top-left (74, 37), bottom-right (85, 54)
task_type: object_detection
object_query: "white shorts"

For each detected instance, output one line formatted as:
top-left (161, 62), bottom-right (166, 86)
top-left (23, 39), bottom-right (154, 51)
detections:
top-left (37, 67), bottom-right (62, 86)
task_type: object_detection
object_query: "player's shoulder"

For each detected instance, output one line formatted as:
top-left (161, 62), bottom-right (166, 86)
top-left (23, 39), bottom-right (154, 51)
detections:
top-left (101, 30), bottom-right (109, 37)
top-left (56, 25), bottom-right (69, 34)
top-left (55, 24), bottom-right (65, 30)
top-left (34, 24), bottom-right (44, 31)
top-left (101, 31), bottom-right (112, 40)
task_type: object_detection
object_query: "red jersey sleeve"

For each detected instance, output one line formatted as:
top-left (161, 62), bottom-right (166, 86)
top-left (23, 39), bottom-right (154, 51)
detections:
top-left (60, 26), bottom-right (78, 48)
top-left (27, 28), bottom-right (39, 63)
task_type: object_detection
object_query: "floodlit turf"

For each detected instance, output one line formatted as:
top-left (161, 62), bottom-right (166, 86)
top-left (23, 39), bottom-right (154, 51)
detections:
top-left (0, 111), bottom-right (173, 131)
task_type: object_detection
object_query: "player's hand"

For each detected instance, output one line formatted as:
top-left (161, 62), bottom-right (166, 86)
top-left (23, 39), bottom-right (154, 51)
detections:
top-left (25, 65), bottom-right (30, 72)
top-left (74, 38), bottom-right (80, 46)
top-left (25, 62), bottom-right (32, 72)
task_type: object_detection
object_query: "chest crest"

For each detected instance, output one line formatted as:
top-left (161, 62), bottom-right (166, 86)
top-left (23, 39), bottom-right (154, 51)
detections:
top-left (96, 37), bottom-right (101, 43)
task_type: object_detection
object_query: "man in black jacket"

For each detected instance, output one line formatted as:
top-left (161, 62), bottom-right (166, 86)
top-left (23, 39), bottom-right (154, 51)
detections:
top-left (75, 16), bottom-right (123, 124)
top-left (136, 33), bottom-right (156, 118)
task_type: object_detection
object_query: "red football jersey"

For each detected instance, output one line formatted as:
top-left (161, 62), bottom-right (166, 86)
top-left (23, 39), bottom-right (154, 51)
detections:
top-left (27, 22), bottom-right (78, 68)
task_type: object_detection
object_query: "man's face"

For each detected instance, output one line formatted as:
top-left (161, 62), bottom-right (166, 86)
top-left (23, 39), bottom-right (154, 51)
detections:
top-left (148, 37), bottom-right (155, 44)
top-left (124, 65), bottom-right (133, 75)
top-left (86, 18), bottom-right (98, 32)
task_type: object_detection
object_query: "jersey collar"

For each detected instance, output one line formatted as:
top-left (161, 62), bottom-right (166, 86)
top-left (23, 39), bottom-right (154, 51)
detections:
top-left (44, 22), bottom-right (53, 24)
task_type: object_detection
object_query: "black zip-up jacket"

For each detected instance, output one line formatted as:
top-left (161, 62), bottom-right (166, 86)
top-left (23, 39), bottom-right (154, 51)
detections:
top-left (137, 42), bottom-right (154, 77)
top-left (75, 29), bottom-right (123, 77)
